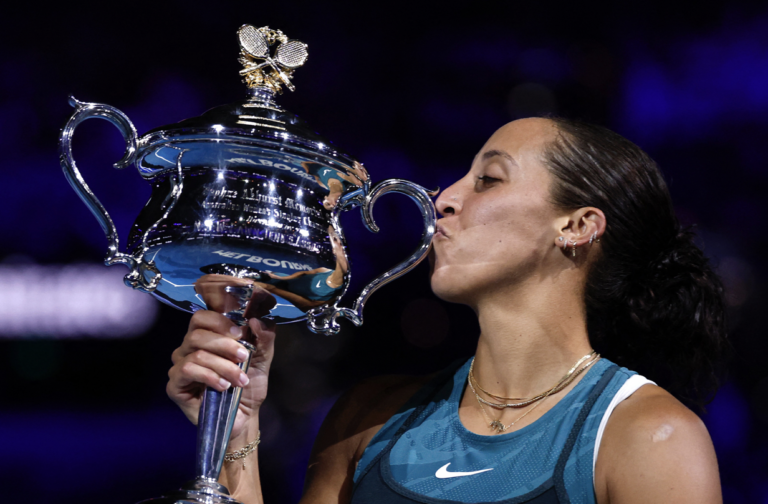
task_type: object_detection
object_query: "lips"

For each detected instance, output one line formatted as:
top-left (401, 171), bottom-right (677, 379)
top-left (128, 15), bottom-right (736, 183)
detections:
top-left (435, 223), bottom-right (449, 238)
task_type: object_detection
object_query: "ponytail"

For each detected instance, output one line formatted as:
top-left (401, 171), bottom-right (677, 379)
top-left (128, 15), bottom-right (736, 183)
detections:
top-left (544, 118), bottom-right (728, 408)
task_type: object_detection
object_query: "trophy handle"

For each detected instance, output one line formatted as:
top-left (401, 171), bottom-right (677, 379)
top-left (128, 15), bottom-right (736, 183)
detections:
top-left (308, 178), bottom-right (438, 335)
top-left (59, 96), bottom-right (160, 292)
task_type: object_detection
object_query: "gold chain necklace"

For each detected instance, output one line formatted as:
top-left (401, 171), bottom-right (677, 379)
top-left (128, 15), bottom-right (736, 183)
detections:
top-left (469, 353), bottom-right (600, 433)
top-left (474, 382), bottom-right (555, 433)
top-left (468, 351), bottom-right (597, 409)
top-left (471, 351), bottom-right (596, 401)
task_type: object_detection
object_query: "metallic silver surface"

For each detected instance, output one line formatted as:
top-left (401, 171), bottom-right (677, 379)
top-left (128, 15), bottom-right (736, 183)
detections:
top-left (59, 96), bottom-right (162, 293)
top-left (138, 477), bottom-right (239, 504)
top-left (139, 288), bottom-right (255, 504)
top-left (59, 24), bottom-right (437, 504)
top-left (196, 339), bottom-right (255, 481)
top-left (307, 178), bottom-right (437, 334)
top-left (61, 91), bottom-right (436, 334)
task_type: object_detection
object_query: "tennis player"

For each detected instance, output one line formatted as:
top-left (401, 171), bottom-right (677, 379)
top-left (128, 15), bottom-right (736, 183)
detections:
top-left (167, 117), bottom-right (725, 503)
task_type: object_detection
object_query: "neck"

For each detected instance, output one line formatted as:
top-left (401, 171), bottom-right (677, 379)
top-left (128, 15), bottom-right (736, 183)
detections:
top-left (470, 277), bottom-right (594, 399)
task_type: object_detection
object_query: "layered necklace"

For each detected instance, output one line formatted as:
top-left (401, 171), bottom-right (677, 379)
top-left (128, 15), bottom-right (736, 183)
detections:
top-left (468, 351), bottom-right (599, 434)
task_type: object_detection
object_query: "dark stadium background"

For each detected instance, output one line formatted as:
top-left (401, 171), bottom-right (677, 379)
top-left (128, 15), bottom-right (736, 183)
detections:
top-left (1, 2), bottom-right (767, 502)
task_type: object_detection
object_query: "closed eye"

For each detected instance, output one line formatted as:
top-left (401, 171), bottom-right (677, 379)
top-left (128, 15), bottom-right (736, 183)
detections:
top-left (476, 175), bottom-right (501, 187)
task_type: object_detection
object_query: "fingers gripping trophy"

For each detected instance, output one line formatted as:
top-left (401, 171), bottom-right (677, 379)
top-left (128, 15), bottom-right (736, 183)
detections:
top-left (59, 24), bottom-right (437, 504)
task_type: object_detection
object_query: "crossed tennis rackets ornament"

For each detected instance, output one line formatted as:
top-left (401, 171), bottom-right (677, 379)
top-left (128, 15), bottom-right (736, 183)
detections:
top-left (238, 24), bottom-right (309, 93)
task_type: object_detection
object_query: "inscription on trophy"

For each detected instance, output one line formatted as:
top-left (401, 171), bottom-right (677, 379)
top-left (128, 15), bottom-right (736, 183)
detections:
top-left (191, 174), bottom-right (329, 256)
top-left (210, 250), bottom-right (313, 271)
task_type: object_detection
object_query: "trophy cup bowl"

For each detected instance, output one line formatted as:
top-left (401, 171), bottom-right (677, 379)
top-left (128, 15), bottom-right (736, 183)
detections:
top-left (59, 25), bottom-right (436, 504)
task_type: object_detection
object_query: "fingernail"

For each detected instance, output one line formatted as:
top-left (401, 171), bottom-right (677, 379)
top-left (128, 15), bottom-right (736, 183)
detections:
top-left (219, 378), bottom-right (231, 389)
top-left (236, 348), bottom-right (249, 362)
top-left (230, 326), bottom-right (243, 337)
top-left (239, 373), bottom-right (250, 386)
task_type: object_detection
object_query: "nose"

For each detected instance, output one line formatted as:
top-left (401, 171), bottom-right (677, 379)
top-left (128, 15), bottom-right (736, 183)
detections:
top-left (435, 183), bottom-right (461, 217)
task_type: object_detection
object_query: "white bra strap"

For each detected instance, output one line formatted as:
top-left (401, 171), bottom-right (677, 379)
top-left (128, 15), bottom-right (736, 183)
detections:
top-left (593, 374), bottom-right (656, 484)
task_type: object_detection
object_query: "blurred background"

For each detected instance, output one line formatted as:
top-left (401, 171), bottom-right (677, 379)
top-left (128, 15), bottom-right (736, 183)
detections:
top-left (1, 1), bottom-right (767, 502)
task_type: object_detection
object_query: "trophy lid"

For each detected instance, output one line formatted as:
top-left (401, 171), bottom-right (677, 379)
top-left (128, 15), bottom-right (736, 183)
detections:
top-left (138, 25), bottom-right (357, 173)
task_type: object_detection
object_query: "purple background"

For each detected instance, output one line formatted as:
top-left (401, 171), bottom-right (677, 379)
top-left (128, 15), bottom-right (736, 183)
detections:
top-left (1, 2), bottom-right (767, 502)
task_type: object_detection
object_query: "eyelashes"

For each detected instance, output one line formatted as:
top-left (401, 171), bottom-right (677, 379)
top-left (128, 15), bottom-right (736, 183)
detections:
top-left (476, 175), bottom-right (501, 186)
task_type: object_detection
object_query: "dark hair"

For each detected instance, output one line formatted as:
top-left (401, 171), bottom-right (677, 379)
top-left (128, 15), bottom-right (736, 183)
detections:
top-left (543, 117), bottom-right (728, 408)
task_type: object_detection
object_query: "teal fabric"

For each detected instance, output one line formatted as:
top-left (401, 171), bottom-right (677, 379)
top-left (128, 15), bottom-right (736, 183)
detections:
top-left (266, 269), bottom-right (339, 301)
top-left (353, 358), bottom-right (636, 503)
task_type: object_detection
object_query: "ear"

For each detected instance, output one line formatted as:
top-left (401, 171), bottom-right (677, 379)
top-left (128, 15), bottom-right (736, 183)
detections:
top-left (555, 207), bottom-right (606, 248)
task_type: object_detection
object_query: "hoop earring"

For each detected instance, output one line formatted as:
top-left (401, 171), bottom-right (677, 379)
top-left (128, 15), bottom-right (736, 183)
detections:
top-left (589, 232), bottom-right (597, 245)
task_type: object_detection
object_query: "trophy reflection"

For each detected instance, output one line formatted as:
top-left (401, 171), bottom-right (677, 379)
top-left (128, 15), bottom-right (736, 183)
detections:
top-left (254, 225), bottom-right (348, 311)
top-left (60, 24), bottom-right (436, 504)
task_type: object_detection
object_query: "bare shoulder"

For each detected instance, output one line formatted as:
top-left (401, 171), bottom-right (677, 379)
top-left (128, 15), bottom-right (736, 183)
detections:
top-left (300, 372), bottom-right (434, 504)
top-left (594, 384), bottom-right (722, 504)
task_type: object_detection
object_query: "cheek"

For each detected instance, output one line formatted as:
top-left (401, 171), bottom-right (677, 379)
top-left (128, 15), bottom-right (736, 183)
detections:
top-left (460, 202), bottom-right (524, 248)
top-left (479, 188), bottom-right (553, 229)
top-left (459, 199), bottom-right (554, 265)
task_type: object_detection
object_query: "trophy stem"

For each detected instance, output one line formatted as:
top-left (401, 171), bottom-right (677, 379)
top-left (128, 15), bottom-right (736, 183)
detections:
top-left (137, 304), bottom-right (256, 503)
top-left (196, 339), bottom-right (256, 481)
top-left (246, 86), bottom-right (281, 110)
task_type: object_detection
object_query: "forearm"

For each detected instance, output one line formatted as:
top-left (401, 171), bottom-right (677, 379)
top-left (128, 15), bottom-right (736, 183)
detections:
top-left (220, 420), bottom-right (264, 504)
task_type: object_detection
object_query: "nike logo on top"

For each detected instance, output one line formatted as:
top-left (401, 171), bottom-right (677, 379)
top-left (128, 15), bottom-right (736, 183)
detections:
top-left (435, 463), bottom-right (494, 479)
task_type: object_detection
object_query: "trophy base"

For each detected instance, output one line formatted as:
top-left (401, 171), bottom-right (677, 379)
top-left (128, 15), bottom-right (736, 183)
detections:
top-left (138, 477), bottom-right (241, 504)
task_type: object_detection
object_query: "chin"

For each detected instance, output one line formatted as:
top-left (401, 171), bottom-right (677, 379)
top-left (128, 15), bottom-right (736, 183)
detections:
top-left (430, 268), bottom-right (470, 305)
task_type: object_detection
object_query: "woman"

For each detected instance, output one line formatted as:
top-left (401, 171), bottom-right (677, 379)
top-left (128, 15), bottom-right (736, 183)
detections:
top-left (249, 226), bottom-right (349, 311)
top-left (301, 160), bottom-right (370, 210)
top-left (167, 117), bottom-right (726, 503)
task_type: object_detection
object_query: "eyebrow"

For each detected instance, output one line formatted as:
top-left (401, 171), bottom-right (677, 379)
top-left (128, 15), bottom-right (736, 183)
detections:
top-left (481, 149), bottom-right (518, 165)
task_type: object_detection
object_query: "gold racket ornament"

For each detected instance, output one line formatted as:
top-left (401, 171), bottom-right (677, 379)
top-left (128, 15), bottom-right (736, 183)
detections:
top-left (237, 25), bottom-right (309, 93)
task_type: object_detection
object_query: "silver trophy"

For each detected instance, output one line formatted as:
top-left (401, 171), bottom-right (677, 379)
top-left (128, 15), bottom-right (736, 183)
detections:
top-left (59, 25), bottom-right (436, 504)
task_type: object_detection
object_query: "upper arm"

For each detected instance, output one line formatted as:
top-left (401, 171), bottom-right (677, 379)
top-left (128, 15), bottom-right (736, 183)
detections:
top-left (595, 385), bottom-right (722, 504)
top-left (299, 374), bottom-right (431, 504)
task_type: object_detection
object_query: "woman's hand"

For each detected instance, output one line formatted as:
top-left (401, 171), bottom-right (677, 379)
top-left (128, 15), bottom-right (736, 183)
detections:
top-left (166, 281), bottom-right (277, 439)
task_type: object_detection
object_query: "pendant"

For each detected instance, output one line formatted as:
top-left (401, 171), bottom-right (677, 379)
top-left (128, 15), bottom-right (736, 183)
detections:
top-left (490, 420), bottom-right (506, 433)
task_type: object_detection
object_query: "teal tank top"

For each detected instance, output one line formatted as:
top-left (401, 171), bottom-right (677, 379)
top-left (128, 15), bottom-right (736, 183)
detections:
top-left (266, 269), bottom-right (340, 301)
top-left (352, 358), bottom-right (636, 503)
